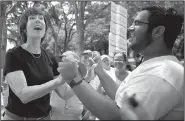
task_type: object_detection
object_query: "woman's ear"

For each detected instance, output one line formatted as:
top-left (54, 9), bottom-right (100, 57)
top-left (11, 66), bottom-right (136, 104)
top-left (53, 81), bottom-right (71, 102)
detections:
top-left (152, 26), bottom-right (165, 38)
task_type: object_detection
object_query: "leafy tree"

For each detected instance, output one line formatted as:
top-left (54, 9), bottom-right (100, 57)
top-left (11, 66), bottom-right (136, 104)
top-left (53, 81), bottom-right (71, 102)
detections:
top-left (84, 1), bottom-right (110, 54)
top-left (4, 1), bottom-right (184, 59)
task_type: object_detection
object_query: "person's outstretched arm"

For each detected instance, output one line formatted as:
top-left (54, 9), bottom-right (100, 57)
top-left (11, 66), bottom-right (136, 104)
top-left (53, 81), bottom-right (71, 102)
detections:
top-left (95, 67), bottom-right (119, 100)
top-left (6, 72), bottom-right (64, 104)
top-left (71, 78), bottom-right (121, 120)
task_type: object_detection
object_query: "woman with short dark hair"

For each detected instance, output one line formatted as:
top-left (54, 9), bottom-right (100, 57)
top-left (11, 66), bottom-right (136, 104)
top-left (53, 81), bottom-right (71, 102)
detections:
top-left (2, 6), bottom-right (65, 120)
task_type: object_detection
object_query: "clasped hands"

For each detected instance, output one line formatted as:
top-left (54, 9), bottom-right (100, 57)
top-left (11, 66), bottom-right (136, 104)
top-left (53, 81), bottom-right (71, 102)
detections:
top-left (57, 53), bottom-right (103, 85)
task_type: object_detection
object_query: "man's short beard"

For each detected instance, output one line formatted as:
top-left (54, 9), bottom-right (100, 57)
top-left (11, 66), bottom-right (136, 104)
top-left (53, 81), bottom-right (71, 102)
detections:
top-left (129, 35), bottom-right (152, 53)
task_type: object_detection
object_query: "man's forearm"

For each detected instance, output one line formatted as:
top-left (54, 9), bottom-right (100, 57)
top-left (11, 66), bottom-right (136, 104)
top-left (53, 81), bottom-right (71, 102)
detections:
top-left (55, 83), bottom-right (76, 100)
top-left (55, 83), bottom-right (67, 99)
top-left (73, 80), bottom-right (121, 120)
top-left (96, 68), bottom-right (119, 100)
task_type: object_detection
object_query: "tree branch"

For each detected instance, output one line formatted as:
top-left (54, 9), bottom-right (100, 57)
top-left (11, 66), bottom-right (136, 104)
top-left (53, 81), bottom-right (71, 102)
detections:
top-left (61, 4), bottom-right (67, 23)
top-left (67, 11), bottom-right (75, 23)
top-left (67, 23), bottom-right (76, 42)
top-left (68, 23), bottom-right (76, 38)
top-left (62, 9), bottom-right (68, 52)
top-left (83, 1), bottom-right (87, 11)
top-left (74, 1), bottom-right (79, 29)
top-left (67, 31), bottom-right (77, 45)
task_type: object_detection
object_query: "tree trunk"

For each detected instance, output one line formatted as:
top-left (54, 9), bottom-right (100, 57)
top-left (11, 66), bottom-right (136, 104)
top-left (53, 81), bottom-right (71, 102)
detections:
top-left (74, 1), bottom-right (85, 56)
top-left (0, 2), bottom-right (7, 83)
top-left (63, 9), bottom-right (68, 52)
top-left (63, 23), bottom-right (67, 52)
top-left (0, 2), bottom-right (7, 68)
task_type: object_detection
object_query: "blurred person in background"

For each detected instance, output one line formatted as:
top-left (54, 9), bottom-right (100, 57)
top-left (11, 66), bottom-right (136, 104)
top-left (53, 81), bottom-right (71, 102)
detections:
top-left (113, 52), bottom-right (131, 86)
top-left (101, 55), bottom-right (115, 74)
top-left (81, 50), bottom-right (93, 71)
top-left (92, 51), bottom-right (101, 59)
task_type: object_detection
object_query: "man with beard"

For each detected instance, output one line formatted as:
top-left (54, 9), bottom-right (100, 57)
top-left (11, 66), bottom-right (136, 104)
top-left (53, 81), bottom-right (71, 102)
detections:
top-left (57, 6), bottom-right (184, 120)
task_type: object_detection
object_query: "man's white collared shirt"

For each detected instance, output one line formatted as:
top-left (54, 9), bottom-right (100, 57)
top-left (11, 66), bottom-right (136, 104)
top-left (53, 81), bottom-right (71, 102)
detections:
top-left (115, 56), bottom-right (184, 120)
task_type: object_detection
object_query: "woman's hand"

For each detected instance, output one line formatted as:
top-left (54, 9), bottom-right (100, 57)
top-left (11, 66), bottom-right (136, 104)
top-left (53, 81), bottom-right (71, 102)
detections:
top-left (55, 74), bottom-right (65, 85)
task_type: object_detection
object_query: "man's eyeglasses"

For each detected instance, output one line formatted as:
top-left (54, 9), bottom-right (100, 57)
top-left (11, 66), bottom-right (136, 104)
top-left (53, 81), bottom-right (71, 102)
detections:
top-left (132, 20), bottom-right (149, 26)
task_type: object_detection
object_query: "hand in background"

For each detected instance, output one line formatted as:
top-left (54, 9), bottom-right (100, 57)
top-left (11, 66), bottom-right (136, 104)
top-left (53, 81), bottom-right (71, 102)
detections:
top-left (93, 55), bottom-right (103, 74)
top-left (88, 57), bottom-right (95, 67)
top-left (78, 62), bottom-right (87, 78)
top-left (85, 64), bottom-right (97, 82)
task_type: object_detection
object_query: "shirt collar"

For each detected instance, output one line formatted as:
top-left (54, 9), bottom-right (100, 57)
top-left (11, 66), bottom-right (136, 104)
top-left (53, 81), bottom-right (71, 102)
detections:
top-left (140, 55), bottom-right (179, 66)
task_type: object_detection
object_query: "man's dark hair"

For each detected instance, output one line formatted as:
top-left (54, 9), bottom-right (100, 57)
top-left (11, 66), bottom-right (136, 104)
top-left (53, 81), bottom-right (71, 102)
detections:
top-left (142, 6), bottom-right (184, 49)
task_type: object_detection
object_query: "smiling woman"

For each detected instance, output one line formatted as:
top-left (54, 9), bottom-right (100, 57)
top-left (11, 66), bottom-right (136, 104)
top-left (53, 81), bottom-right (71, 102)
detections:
top-left (2, 5), bottom-right (67, 120)
top-left (19, 7), bottom-right (47, 44)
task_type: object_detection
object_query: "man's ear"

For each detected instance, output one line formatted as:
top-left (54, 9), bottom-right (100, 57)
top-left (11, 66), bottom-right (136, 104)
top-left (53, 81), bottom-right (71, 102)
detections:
top-left (152, 26), bottom-right (165, 38)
